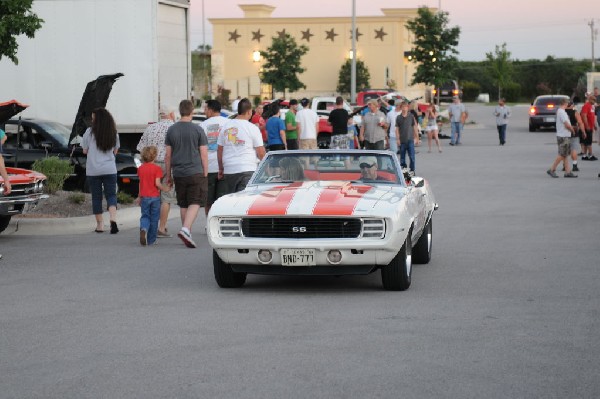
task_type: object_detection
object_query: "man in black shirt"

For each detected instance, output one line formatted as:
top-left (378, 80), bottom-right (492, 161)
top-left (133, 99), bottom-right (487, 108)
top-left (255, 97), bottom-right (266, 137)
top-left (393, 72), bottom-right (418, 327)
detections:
top-left (328, 96), bottom-right (351, 149)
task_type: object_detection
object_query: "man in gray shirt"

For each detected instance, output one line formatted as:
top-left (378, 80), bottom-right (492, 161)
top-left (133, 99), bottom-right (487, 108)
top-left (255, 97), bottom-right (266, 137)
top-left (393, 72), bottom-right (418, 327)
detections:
top-left (359, 99), bottom-right (387, 150)
top-left (448, 96), bottom-right (468, 146)
top-left (395, 101), bottom-right (419, 172)
top-left (165, 99), bottom-right (208, 248)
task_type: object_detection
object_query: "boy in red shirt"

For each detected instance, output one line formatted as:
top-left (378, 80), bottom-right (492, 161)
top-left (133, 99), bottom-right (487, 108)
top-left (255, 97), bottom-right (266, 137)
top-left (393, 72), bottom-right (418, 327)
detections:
top-left (136, 146), bottom-right (171, 246)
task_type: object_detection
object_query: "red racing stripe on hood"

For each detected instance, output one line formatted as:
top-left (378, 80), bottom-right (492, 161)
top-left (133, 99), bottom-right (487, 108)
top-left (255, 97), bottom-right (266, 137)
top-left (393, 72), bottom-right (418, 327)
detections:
top-left (312, 182), bottom-right (372, 215)
top-left (246, 182), bottom-right (304, 215)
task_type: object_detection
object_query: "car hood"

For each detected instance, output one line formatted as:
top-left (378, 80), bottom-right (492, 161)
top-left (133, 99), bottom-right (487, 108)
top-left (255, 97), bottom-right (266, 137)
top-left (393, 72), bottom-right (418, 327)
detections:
top-left (210, 181), bottom-right (408, 217)
top-left (1, 167), bottom-right (46, 184)
top-left (0, 100), bottom-right (29, 125)
top-left (69, 73), bottom-right (124, 144)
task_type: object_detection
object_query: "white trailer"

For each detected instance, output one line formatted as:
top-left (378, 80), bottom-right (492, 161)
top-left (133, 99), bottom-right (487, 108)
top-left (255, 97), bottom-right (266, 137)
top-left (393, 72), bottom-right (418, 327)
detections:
top-left (0, 0), bottom-right (190, 144)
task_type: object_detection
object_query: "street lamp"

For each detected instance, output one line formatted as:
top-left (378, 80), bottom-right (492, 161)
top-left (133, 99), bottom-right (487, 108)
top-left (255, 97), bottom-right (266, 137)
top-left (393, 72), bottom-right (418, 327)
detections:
top-left (252, 50), bottom-right (261, 63)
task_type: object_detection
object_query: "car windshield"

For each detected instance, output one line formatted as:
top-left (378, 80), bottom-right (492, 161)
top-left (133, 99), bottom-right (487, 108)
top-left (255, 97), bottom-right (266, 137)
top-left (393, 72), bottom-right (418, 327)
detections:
top-left (36, 121), bottom-right (72, 146)
top-left (252, 151), bottom-right (402, 185)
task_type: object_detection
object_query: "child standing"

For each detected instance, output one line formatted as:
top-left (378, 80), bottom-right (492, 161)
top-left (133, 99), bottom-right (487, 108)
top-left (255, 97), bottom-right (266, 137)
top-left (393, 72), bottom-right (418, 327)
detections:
top-left (136, 146), bottom-right (171, 246)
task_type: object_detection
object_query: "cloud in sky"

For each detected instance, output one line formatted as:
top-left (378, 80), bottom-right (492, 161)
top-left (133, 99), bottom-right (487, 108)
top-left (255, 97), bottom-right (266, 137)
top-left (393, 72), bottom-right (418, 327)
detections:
top-left (189, 0), bottom-right (598, 61)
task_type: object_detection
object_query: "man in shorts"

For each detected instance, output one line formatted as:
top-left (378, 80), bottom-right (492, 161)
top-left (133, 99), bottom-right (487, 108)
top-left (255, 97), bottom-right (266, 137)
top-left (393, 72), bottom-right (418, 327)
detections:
top-left (297, 98), bottom-right (319, 149)
top-left (579, 95), bottom-right (597, 161)
top-left (199, 99), bottom-right (229, 216)
top-left (136, 105), bottom-right (177, 237)
top-left (547, 98), bottom-right (577, 178)
top-left (164, 99), bottom-right (209, 248)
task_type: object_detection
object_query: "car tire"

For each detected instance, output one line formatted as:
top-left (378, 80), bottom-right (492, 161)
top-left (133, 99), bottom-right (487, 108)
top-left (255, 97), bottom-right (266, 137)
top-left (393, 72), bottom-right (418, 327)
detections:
top-left (529, 123), bottom-right (536, 132)
top-left (213, 249), bottom-right (247, 288)
top-left (0, 215), bottom-right (11, 234)
top-left (413, 218), bottom-right (432, 264)
top-left (381, 233), bottom-right (412, 291)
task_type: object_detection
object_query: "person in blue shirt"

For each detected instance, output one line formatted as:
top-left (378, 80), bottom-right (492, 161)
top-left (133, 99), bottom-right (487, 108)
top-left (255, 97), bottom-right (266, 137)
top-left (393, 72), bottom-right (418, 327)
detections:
top-left (265, 103), bottom-right (287, 151)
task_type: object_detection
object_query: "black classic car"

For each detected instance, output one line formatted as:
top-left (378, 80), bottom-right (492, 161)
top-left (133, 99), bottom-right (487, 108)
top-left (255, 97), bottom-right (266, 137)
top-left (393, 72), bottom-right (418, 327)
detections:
top-left (1, 117), bottom-right (139, 195)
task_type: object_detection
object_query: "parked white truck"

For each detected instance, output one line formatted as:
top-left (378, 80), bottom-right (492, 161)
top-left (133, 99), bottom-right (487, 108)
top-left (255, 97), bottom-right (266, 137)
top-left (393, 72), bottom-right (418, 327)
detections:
top-left (0, 0), bottom-right (191, 149)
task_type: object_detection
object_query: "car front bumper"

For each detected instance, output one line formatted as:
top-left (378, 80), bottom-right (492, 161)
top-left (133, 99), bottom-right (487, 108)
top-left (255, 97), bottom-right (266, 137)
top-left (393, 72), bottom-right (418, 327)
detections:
top-left (0, 193), bottom-right (49, 215)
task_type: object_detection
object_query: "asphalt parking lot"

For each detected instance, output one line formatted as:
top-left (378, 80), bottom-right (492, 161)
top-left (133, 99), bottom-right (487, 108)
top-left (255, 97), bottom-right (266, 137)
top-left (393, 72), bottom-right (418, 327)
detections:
top-left (1, 103), bottom-right (599, 398)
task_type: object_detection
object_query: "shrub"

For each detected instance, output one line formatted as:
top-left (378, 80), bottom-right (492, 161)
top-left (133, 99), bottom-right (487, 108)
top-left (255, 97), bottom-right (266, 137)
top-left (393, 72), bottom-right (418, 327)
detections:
top-left (31, 157), bottom-right (74, 194)
top-left (253, 96), bottom-right (261, 107)
top-left (68, 192), bottom-right (86, 205)
top-left (536, 82), bottom-right (552, 96)
top-left (117, 191), bottom-right (134, 205)
top-left (461, 81), bottom-right (481, 102)
top-left (502, 82), bottom-right (521, 102)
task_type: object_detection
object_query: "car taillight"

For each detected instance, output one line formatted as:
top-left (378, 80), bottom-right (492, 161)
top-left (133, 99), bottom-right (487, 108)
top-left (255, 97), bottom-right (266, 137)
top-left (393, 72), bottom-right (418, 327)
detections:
top-left (452, 89), bottom-right (459, 95)
top-left (432, 89), bottom-right (437, 95)
top-left (529, 106), bottom-right (537, 115)
top-left (547, 104), bottom-right (555, 109)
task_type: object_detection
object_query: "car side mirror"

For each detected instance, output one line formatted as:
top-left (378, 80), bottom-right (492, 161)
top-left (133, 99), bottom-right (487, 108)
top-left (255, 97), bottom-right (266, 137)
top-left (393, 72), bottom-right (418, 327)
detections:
top-left (412, 177), bottom-right (425, 188)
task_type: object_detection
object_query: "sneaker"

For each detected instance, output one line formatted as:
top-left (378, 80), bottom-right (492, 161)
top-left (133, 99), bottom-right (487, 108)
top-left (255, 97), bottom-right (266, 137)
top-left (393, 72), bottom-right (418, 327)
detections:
top-left (140, 229), bottom-right (147, 246)
top-left (573, 164), bottom-right (579, 172)
top-left (157, 229), bottom-right (172, 238)
top-left (588, 155), bottom-right (598, 161)
top-left (564, 172), bottom-right (578, 178)
top-left (178, 229), bottom-right (197, 248)
top-left (449, 142), bottom-right (455, 146)
top-left (582, 155), bottom-right (589, 160)
top-left (547, 169), bottom-right (559, 178)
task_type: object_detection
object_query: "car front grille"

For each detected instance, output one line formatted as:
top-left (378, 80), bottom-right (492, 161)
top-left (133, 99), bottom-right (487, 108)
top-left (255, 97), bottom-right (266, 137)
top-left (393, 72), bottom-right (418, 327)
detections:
top-left (241, 217), bottom-right (367, 239)
top-left (2, 182), bottom-right (37, 198)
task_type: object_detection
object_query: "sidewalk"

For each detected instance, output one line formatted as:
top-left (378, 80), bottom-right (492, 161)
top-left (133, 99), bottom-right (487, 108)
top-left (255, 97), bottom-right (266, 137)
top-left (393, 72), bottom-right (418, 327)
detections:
top-left (5, 207), bottom-right (182, 236)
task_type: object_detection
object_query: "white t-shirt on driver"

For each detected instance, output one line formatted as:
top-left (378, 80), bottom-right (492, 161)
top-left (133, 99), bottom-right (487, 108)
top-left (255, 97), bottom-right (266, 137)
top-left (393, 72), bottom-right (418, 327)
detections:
top-left (217, 118), bottom-right (264, 174)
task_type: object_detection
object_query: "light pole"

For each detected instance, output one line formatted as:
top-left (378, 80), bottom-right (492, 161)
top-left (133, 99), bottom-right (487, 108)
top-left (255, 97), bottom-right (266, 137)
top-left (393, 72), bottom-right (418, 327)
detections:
top-left (351, 0), bottom-right (356, 103)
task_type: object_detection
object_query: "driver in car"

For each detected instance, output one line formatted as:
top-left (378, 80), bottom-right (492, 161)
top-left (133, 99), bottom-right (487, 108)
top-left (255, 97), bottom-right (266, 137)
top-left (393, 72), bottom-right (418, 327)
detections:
top-left (358, 156), bottom-right (382, 181)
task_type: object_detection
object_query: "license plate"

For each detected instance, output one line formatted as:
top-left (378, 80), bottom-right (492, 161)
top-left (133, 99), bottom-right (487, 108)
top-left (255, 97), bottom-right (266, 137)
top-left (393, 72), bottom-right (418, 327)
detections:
top-left (544, 117), bottom-right (555, 122)
top-left (441, 90), bottom-right (449, 95)
top-left (281, 249), bottom-right (316, 266)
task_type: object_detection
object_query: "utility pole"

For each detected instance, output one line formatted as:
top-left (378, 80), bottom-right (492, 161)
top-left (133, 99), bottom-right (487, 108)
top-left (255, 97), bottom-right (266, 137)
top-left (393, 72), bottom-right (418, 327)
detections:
top-left (588, 19), bottom-right (597, 72)
top-left (351, 0), bottom-right (356, 103)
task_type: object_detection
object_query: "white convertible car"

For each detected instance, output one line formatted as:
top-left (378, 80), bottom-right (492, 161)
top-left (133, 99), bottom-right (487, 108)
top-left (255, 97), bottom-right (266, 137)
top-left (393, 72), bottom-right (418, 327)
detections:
top-left (207, 150), bottom-right (437, 291)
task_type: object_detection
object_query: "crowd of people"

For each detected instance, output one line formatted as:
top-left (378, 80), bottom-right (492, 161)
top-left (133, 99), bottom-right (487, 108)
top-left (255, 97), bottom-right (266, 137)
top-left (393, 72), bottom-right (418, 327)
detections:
top-left (45, 88), bottom-right (597, 250)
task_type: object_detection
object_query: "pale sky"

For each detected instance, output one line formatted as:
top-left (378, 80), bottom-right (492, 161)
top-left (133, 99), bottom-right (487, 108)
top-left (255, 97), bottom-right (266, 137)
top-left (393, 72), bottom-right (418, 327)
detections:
top-left (190, 0), bottom-right (599, 61)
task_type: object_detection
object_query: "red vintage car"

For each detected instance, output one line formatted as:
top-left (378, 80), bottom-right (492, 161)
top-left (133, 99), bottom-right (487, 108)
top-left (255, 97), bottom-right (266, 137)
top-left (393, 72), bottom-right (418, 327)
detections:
top-left (1, 100), bottom-right (49, 233)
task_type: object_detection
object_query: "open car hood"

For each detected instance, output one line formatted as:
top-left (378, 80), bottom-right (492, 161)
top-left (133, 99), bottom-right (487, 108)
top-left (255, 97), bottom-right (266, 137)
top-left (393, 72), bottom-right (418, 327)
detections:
top-left (69, 73), bottom-right (124, 144)
top-left (0, 100), bottom-right (29, 125)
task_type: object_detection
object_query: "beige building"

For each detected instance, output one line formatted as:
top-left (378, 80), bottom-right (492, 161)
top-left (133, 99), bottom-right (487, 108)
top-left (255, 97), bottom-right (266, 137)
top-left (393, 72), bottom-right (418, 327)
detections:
top-left (209, 4), bottom-right (428, 101)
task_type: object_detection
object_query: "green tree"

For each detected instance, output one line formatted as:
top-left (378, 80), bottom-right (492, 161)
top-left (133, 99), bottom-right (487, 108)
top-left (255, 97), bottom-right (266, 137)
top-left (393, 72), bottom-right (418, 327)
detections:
top-left (336, 58), bottom-right (371, 94)
top-left (260, 34), bottom-right (308, 98)
top-left (405, 7), bottom-right (460, 104)
top-left (485, 43), bottom-right (513, 99)
top-left (0, 0), bottom-right (44, 65)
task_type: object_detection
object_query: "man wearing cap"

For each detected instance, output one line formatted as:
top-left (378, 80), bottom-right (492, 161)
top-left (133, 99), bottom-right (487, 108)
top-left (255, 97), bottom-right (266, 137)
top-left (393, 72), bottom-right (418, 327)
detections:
top-left (359, 99), bottom-right (387, 150)
top-left (285, 99), bottom-right (299, 150)
top-left (137, 104), bottom-right (177, 237)
top-left (358, 156), bottom-right (381, 181)
top-left (579, 95), bottom-right (597, 161)
top-left (296, 98), bottom-right (319, 149)
top-left (448, 96), bottom-right (467, 146)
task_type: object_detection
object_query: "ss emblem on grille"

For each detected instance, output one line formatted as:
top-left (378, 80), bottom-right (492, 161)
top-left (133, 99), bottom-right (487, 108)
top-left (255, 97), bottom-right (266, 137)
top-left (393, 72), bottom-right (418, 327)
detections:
top-left (292, 226), bottom-right (307, 233)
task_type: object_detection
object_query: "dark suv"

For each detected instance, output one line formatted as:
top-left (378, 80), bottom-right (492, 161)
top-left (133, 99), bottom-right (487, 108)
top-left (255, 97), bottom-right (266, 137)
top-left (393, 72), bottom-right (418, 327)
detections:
top-left (432, 80), bottom-right (462, 102)
top-left (528, 95), bottom-right (569, 132)
top-left (1, 118), bottom-right (139, 195)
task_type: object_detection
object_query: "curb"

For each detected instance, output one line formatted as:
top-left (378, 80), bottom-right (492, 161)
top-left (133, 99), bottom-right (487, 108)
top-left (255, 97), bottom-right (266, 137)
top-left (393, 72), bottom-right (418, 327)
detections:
top-left (5, 207), bottom-right (181, 236)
